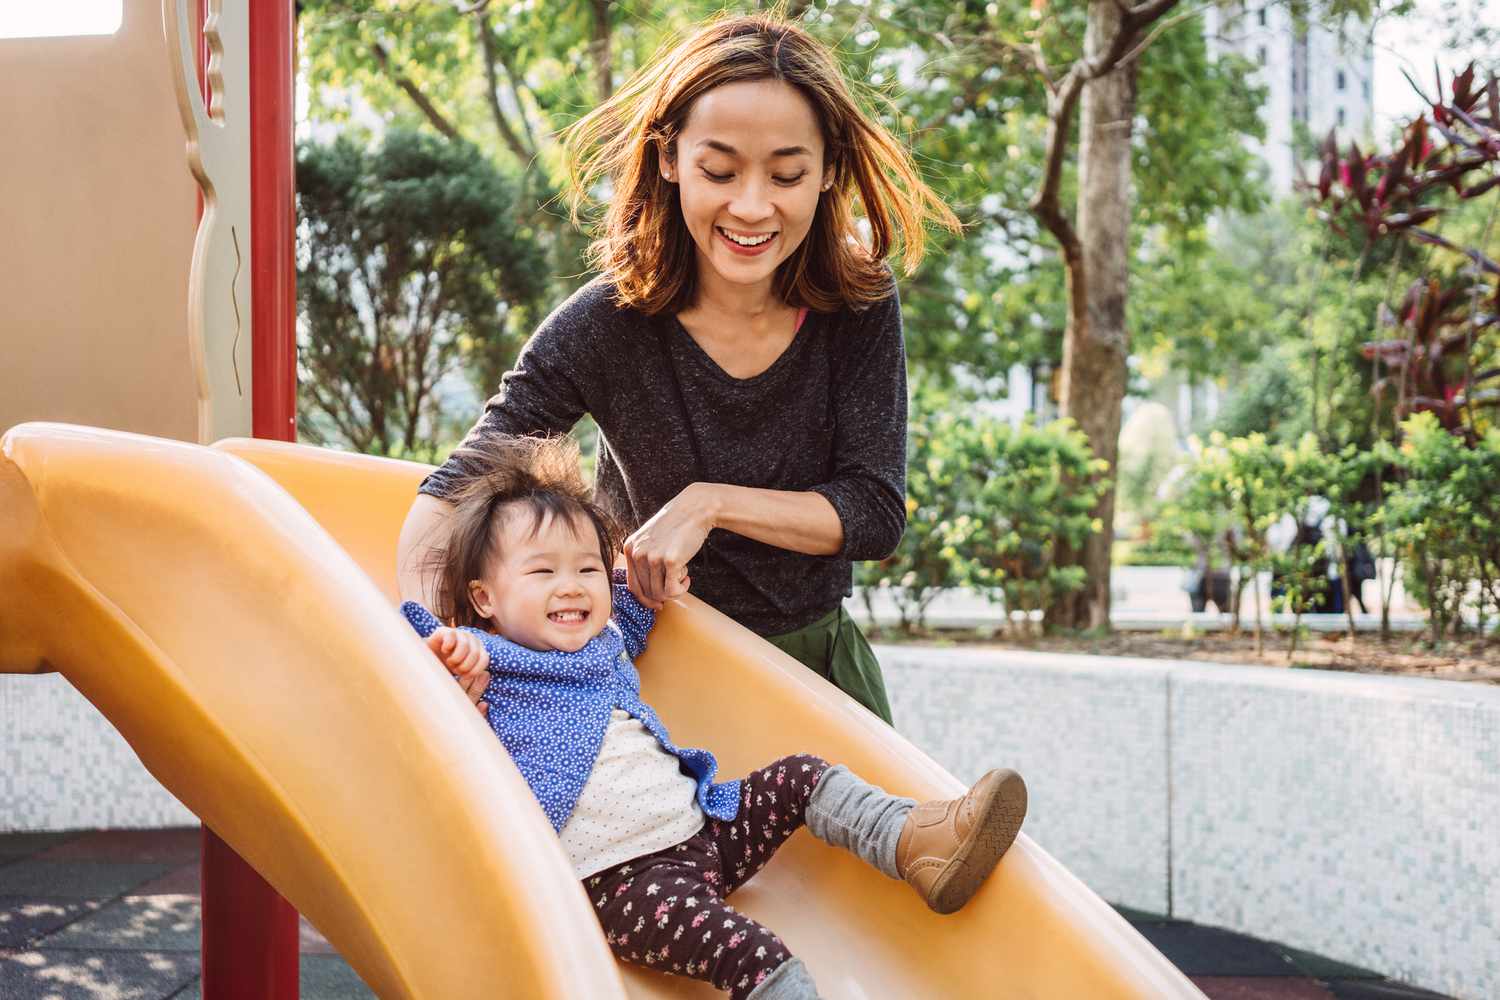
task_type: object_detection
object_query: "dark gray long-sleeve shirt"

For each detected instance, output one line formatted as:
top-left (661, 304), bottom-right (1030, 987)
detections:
top-left (420, 276), bottom-right (908, 637)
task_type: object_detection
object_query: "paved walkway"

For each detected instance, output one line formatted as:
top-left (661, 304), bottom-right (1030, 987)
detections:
top-left (0, 828), bottom-right (1455, 999)
top-left (848, 565), bottom-right (1430, 632)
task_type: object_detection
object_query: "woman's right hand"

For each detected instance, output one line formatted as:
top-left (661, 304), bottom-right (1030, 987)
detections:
top-left (623, 483), bottom-right (715, 608)
top-left (425, 628), bottom-right (491, 716)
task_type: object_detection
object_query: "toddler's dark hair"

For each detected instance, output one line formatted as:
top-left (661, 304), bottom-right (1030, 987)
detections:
top-left (427, 435), bottom-right (621, 630)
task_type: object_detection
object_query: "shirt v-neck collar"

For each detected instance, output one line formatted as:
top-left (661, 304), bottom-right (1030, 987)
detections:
top-left (667, 308), bottom-right (817, 388)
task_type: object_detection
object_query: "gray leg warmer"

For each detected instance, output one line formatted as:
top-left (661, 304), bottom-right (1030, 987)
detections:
top-left (746, 957), bottom-right (821, 1000)
top-left (804, 765), bottom-right (915, 880)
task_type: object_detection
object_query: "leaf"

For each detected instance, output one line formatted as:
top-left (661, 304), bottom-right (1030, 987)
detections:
top-left (1400, 65), bottom-right (1433, 107)
top-left (1463, 247), bottom-right (1500, 276)
top-left (1408, 117), bottom-right (1431, 170)
top-left (1381, 142), bottom-right (1409, 201)
top-left (1460, 174), bottom-right (1500, 199)
top-left (1407, 227), bottom-right (1460, 253)
top-left (1452, 62), bottom-right (1477, 107)
top-left (1446, 101), bottom-right (1491, 139)
top-left (1431, 119), bottom-right (1478, 151)
top-left (1382, 206), bottom-right (1441, 230)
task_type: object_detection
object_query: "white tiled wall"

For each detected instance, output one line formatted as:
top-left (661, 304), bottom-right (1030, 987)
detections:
top-left (882, 645), bottom-right (1500, 1000)
top-left (882, 647), bottom-right (1172, 913)
top-left (1168, 665), bottom-right (1497, 1000)
top-left (0, 674), bottom-right (195, 832)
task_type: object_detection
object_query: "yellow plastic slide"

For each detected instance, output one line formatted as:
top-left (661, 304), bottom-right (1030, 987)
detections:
top-left (0, 423), bottom-right (1204, 999)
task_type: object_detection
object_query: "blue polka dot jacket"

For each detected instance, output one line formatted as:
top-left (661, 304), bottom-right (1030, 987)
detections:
top-left (400, 574), bottom-right (742, 832)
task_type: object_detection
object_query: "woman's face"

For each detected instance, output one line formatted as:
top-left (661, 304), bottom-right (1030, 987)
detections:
top-left (662, 78), bottom-right (830, 299)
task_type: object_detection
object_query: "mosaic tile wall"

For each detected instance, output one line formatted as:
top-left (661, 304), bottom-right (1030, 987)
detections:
top-left (879, 646), bottom-right (1172, 913)
top-left (0, 674), bottom-right (196, 832)
top-left (879, 645), bottom-right (1499, 1000)
top-left (1169, 664), bottom-right (1500, 1000)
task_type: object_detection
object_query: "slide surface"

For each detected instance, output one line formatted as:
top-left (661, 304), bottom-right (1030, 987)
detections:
top-left (0, 423), bottom-right (1204, 999)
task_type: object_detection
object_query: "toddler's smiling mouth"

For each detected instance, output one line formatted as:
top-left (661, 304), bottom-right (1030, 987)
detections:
top-left (548, 609), bottom-right (589, 625)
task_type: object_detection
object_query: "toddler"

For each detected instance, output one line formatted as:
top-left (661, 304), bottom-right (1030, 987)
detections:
top-left (401, 435), bottom-right (1028, 1000)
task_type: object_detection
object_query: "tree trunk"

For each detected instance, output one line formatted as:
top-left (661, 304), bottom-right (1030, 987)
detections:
top-left (1253, 569), bottom-right (1264, 655)
top-left (1052, 0), bottom-right (1137, 632)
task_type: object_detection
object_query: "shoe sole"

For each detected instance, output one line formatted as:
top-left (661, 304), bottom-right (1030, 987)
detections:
top-left (927, 768), bottom-right (1028, 915)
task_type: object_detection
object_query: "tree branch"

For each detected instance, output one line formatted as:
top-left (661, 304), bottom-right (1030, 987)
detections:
top-left (993, 36), bottom-right (1057, 92)
top-left (1079, 0), bottom-right (1182, 82)
top-left (370, 42), bottom-right (463, 141)
top-left (496, 44), bottom-right (541, 157)
top-left (590, 0), bottom-right (613, 104)
top-left (1029, 0), bottom-right (1184, 253)
top-left (1128, 0), bottom-right (1179, 21)
top-left (1030, 72), bottom-right (1087, 261)
top-left (1113, 3), bottom-right (1211, 72)
top-left (474, 12), bottom-right (536, 162)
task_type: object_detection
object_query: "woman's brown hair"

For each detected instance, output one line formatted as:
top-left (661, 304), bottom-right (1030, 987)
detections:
top-left (558, 10), bottom-right (962, 316)
top-left (426, 435), bottom-right (621, 630)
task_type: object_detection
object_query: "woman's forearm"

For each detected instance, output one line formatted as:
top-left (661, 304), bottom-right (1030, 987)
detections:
top-left (698, 483), bottom-right (844, 557)
top-left (397, 492), bottom-right (456, 607)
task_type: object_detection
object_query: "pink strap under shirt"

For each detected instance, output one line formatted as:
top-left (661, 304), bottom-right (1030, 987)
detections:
top-left (795, 306), bottom-right (809, 332)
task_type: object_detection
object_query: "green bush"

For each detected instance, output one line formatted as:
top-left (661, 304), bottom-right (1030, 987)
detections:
top-left (1383, 413), bottom-right (1500, 641)
top-left (859, 389), bottom-right (1108, 633)
top-left (1157, 420), bottom-right (1500, 648)
top-left (1157, 432), bottom-right (1344, 652)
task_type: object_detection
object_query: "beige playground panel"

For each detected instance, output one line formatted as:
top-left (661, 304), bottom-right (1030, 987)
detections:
top-left (0, 0), bottom-right (251, 443)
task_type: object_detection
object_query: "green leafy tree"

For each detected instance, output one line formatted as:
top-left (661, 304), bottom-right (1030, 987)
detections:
top-left (825, 0), bottom-right (1292, 628)
top-left (1155, 441), bottom-right (1242, 615)
top-left (1262, 434), bottom-right (1334, 658)
top-left (858, 383), bottom-right (1108, 634)
top-left (299, 0), bottom-right (724, 310)
top-left (1320, 442), bottom-right (1386, 638)
top-left (1203, 432), bottom-right (1283, 652)
top-left (296, 129), bottom-right (548, 454)
top-left (856, 382), bottom-right (964, 633)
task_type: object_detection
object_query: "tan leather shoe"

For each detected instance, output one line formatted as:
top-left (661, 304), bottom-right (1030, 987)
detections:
top-left (896, 768), bottom-right (1027, 914)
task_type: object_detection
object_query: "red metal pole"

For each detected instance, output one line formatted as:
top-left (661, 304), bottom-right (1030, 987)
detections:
top-left (200, 829), bottom-right (301, 998)
top-left (197, 1), bottom-right (301, 997)
top-left (250, 0), bottom-right (298, 442)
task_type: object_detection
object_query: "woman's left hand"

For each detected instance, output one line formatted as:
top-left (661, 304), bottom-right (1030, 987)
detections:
top-left (624, 483), bottom-right (719, 609)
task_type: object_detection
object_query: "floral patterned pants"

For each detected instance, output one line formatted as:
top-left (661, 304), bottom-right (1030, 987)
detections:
top-left (584, 754), bottom-right (830, 999)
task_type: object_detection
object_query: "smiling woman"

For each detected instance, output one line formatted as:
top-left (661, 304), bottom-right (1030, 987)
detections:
top-left (0, 0), bottom-right (121, 39)
top-left (397, 12), bottom-right (960, 730)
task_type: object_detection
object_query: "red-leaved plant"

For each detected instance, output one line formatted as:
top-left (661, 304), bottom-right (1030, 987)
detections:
top-left (1308, 63), bottom-right (1500, 440)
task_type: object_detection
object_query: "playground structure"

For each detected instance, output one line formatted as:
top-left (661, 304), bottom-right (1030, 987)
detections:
top-left (0, 2), bottom-right (1208, 996)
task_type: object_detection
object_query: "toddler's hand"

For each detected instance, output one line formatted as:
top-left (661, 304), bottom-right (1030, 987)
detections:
top-left (426, 628), bottom-right (491, 716)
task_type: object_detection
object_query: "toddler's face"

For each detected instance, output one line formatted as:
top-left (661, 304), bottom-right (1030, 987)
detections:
top-left (468, 509), bottom-right (613, 653)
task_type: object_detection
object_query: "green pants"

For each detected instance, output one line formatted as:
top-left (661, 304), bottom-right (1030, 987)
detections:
top-left (765, 606), bottom-right (893, 725)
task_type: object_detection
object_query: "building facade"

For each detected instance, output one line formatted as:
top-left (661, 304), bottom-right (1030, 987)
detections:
top-left (1205, 1), bottom-right (1376, 194)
